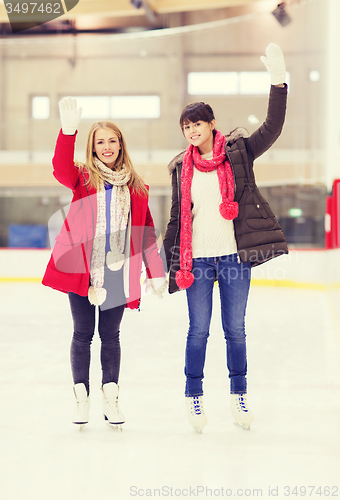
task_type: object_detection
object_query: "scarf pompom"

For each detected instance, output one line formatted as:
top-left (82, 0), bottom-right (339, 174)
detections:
top-left (219, 201), bottom-right (239, 220)
top-left (88, 286), bottom-right (107, 306)
top-left (106, 251), bottom-right (125, 271)
top-left (175, 270), bottom-right (195, 290)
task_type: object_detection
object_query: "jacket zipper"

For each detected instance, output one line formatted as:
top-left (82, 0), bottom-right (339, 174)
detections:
top-left (169, 166), bottom-right (181, 285)
top-left (82, 172), bottom-right (96, 283)
top-left (226, 148), bottom-right (237, 196)
top-left (226, 148), bottom-right (240, 263)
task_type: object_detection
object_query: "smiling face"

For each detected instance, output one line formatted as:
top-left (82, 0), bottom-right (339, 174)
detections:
top-left (182, 119), bottom-right (215, 155)
top-left (93, 127), bottom-right (121, 169)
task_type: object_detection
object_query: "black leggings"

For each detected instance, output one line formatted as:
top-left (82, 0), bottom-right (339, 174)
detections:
top-left (68, 269), bottom-right (126, 395)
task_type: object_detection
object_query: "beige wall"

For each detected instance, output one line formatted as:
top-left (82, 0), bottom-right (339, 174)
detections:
top-left (0, 0), bottom-right (328, 187)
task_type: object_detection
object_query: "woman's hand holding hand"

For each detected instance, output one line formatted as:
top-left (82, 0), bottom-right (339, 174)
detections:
top-left (260, 43), bottom-right (286, 86)
top-left (144, 276), bottom-right (168, 299)
top-left (58, 97), bottom-right (82, 135)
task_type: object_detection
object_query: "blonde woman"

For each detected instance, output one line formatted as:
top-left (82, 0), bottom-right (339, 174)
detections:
top-left (43, 98), bottom-right (166, 430)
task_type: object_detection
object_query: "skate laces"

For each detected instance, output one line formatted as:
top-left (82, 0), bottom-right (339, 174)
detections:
top-left (106, 395), bottom-right (120, 413)
top-left (192, 396), bottom-right (203, 415)
top-left (76, 398), bottom-right (88, 412)
top-left (237, 394), bottom-right (249, 413)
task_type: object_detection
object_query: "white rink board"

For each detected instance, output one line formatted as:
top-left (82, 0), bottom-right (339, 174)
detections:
top-left (1, 248), bottom-right (340, 286)
top-left (0, 249), bottom-right (50, 278)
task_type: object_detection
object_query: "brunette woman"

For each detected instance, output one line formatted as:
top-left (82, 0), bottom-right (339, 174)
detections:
top-left (163, 44), bottom-right (288, 433)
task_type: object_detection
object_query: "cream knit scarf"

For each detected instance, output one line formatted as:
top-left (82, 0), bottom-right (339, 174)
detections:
top-left (88, 157), bottom-right (131, 306)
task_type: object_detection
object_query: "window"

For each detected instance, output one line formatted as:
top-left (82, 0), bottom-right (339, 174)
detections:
top-left (188, 72), bottom-right (290, 95)
top-left (110, 96), bottom-right (160, 119)
top-left (188, 72), bottom-right (238, 95)
top-left (74, 96), bottom-right (110, 119)
top-left (239, 72), bottom-right (271, 95)
top-left (240, 72), bottom-right (290, 94)
top-left (46, 95), bottom-right (161, 120)
top-left (32, 96), bottom-right (50, 119)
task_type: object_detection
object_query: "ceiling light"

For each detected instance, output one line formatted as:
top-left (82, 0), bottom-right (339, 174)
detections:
top-left (272, 3), bottom-right (292, 27)
top-left (130, 0), bottom-right (158, 23)
top-left (309, 70), bottom-right (320, 82)
top-left (248, 115), bottom-right (259, 125)
top-left (130, 0), bottom-right (143, 8)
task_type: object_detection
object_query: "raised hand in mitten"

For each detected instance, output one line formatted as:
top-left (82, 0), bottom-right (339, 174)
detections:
top-left (58, 97), bottom-right (82, 135)
top-left (260, 43), bottom-right (286, 86)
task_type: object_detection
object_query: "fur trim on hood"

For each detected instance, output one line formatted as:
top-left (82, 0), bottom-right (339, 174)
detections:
top-left (225, 127), bottom-right (249, 143)
top-left (168, 127), bottom-right (249, 174)
top-left (168, 151), bottom-right (186, 174)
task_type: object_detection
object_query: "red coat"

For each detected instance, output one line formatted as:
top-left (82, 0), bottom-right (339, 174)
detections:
top-left (42, 131), bottom-right (165, 309)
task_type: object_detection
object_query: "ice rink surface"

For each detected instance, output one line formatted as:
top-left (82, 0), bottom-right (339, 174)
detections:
top-left (0, 280), bottom-right (339, 500)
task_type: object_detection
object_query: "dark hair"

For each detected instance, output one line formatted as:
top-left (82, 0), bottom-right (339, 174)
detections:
top-left (179, 102), bottom-right (215, 131)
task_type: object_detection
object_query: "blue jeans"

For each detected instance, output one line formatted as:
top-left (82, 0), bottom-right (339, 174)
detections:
top-left (185, 254), bottom-right (251, 397)
top-left (68, 267), bottom-right (126, 395)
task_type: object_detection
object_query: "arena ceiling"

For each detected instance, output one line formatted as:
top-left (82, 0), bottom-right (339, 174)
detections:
top-left (0, 1), bottom-right (266, 21)
top-left (0, 0), bottom-right (274, 32)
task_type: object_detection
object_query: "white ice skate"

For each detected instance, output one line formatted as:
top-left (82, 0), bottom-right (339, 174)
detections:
top-left (230, 393), bottom-right (254, 430)
top-left (73, 383), bottom-right (90, 431)
top-left (185, 395), bottom-right (207, 434)
top-left (101, 382), bottom-right (125, 431)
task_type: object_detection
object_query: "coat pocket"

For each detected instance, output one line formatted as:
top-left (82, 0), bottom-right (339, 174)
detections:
top-left (52, 232), bottom-right (87, 274)
top-left (243, 189), bottom-right (276, 231)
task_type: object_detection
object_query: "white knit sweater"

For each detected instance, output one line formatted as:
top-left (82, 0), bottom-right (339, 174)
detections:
top-left (191, 151), bottom-right (238, 258)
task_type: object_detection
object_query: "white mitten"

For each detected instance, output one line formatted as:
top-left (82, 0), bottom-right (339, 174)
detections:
top-left (144, 277), bottom-right (167, 299)
top-left (260, 43), bottom-right (286, 86)
top-left (58, 97), bottom-right (82, 135)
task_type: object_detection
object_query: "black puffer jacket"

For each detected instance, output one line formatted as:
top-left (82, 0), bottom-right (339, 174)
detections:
top-left (163, 84), bottom-right (288, 294)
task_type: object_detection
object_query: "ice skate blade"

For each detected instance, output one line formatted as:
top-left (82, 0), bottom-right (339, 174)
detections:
top-left (190, 422), bottom-right (206, 434)
top-left (105, 421), bottom-right (123, 432)
top-left (73, 423), bottom-right (87, 432)
top-left (104, 415), bottom-right (124, 431)
top-left (233, 422), bottom-right (251, 431)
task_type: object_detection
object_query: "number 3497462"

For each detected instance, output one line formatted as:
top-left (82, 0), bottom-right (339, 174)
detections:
top-left (5, 3), bottom-right (62, 14)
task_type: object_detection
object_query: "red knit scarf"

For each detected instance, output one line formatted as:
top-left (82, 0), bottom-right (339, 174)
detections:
top-left (175, 129), bottom-right (238, 290)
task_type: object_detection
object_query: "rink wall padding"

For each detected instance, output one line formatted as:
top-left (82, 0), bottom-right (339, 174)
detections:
top-left (1, 248), bottom-right (340, 324)
top-left (0, 249), bottom-right (50, 282)
top-left (251, 249), bottom-right (338, 289)
top-left (0, 248), bottom-right (339, 287)
top-left (251, 248), bottom-right (340, 329)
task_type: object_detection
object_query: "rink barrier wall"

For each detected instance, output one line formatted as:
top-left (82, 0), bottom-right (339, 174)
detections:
top-left (0, 248), bottom-right (339, 288)
top-left (1, 248), bottom-right (340, 324)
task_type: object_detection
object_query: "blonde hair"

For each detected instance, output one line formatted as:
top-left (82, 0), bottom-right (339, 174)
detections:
top-left (81, 121), bottom-right (148, 196)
